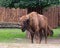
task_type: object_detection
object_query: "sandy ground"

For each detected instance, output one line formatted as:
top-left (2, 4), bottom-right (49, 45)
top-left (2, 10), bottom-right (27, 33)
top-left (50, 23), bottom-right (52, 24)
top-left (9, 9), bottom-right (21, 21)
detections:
top-left (0, 43), bottom-right (60, 48)
top-left (0, 38), bottom-right (60, 48)
top-left (13, 38), bottom-right (60, 44)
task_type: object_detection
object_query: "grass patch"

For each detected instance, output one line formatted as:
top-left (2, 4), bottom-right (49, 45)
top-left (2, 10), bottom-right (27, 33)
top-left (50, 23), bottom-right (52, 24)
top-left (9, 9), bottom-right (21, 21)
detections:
top-left (53, 27), bottom-right (60, 38)
top-left (0, 28), bottom-right (26, 42)
top-left (0, 27), bottom-right (59, 42)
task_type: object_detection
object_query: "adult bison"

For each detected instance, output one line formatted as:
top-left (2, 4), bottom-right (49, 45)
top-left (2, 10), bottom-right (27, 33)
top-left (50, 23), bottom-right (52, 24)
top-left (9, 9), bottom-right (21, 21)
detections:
top-left (19, 12), bottom-right (53, 43)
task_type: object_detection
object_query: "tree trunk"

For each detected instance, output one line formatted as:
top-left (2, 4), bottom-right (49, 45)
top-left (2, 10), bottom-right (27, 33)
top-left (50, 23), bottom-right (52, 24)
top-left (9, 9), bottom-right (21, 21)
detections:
top-left (27, 6), bottom-right (43, 14)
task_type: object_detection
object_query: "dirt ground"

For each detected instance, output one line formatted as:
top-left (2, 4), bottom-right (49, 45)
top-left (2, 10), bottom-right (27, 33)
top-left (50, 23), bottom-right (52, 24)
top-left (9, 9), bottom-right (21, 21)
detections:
top-left (12, 38), bottom-right (60, 44)
top-left (0, 43), bottom-right (60, 48)
top-left (0, 38), bottom-right (60, 48)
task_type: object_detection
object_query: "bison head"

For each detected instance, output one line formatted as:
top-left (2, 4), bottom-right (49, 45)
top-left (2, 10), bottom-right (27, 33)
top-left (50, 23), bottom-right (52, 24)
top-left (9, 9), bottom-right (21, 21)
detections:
top-left (20, 15), bottom-right (30, 32)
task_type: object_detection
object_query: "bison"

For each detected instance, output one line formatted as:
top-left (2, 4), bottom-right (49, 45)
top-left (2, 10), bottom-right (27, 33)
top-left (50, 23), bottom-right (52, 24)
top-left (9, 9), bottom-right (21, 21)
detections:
top-left (19, 12), bottom-right (53, 43)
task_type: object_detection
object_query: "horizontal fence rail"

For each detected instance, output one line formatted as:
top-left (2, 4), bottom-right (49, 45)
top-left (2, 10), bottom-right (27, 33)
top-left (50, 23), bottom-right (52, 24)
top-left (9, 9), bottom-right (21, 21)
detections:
top-left (0, 7), bottom-right (27, 28)
top-left (0, 6), bottom-right (60, 28)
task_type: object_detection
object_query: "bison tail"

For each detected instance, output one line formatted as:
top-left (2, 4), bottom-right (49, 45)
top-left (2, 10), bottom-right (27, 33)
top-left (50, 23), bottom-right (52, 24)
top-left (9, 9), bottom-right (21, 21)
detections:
top-left (47, 26), bottom-right (53, 37)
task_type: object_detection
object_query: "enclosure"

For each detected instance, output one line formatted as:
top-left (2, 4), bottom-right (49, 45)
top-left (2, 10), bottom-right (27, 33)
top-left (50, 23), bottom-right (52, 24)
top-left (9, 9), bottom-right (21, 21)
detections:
top-left (0, 6), bottom-right (60, 28)
top-left (0, 6), bottom-right (59, 44)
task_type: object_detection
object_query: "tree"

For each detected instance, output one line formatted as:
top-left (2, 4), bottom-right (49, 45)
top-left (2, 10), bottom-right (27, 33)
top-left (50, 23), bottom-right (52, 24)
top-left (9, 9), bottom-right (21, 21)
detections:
top-left (14, 0), bottom-right (60, 14)
top-left (0, 0), bottom-right (59, 8)
top-left (0, 0), bottom-right (12, 7)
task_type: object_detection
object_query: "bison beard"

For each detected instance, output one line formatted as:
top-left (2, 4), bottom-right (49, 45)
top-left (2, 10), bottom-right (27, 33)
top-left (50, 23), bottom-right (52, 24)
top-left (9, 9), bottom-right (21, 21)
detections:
top-left (20, 19), bottom-right (30, 32)
top-left (20, 12), bottom-right (53, 44)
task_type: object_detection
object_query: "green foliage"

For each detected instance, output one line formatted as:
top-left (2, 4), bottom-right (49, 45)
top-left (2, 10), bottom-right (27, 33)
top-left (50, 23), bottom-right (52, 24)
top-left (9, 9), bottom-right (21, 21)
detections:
top-left (0, 0), bottom-right (59, 8)
top-left (18, 0), bottom-right (59, 8)
top-left (0, 0), bottom-right (12, 7)
top-left (53, 27), bottom-right (60, 38)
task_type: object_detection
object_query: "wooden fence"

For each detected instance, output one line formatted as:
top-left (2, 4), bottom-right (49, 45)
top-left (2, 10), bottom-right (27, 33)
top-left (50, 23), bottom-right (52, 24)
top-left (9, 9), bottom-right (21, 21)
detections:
top-left (0, 7), bottom-right (27, 23)
top-left (43, 6), bottom-right (59, 28)
top-left (0, 7), bottom-right (60, 28)
top-left (28, 6), bottom-right (60, 28)
top-left (58, 6), bottom-right (60, 26)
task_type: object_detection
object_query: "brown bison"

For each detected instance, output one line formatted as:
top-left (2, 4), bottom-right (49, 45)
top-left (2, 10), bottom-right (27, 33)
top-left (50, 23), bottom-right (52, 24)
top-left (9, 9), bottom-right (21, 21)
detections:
top-left (19, 12), bottom-right (53, 43)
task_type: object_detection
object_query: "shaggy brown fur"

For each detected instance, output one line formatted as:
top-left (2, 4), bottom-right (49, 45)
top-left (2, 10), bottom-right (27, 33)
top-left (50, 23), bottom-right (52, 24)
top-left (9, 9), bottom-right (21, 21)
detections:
top-left (20, 12), bottom-right (53, 43)
top-left (37, 14), bottom-right (53, 43)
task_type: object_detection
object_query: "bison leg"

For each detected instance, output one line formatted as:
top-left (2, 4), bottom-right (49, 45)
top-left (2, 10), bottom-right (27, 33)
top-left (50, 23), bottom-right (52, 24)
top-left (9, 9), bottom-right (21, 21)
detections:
top-left (37, 34), bottom-right (42, 44)
top-left (30, 32), bottom-right (34, 43)
top-left (45, 33), bottom-right (47, 44)
top-left (35, 33), bottom-right (39, 44)
top-left (43, 29), bottom-right (47, 43)
top-left (38, 33), bottom-right (42, 44)
top-left (35, 32), bottom-right (42, 44)
top-left (38, 29), bottom-right (42, 44)
top-left (43, 29), bottom-right (47, 44)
